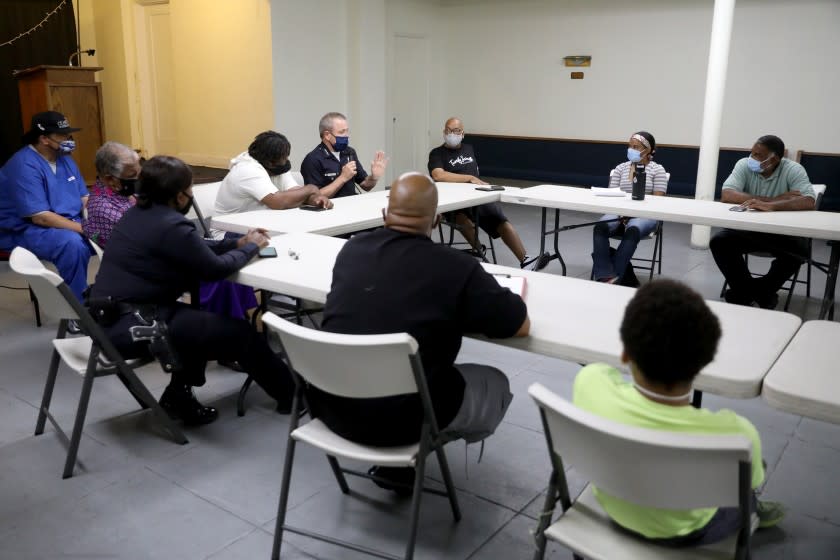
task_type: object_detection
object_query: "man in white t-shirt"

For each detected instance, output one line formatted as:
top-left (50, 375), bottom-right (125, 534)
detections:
top-left (214, 131), bottom-right (332, 232)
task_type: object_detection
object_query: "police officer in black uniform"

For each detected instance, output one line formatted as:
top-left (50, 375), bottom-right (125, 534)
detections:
top-left (90, 155), bottom-right (293, 425)
top-left (300, 111), bottom-right (388, 198)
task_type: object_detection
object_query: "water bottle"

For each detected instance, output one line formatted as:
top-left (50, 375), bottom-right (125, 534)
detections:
top-left (632, 163), bottom-right (646, 200)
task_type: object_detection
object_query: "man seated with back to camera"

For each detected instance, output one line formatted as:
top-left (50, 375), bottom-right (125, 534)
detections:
top-left (307, 172), bottom-right (530, 493)
top-left (90, 156), bottom-right (294, 425)
top-left (573, 279), bottom-right (784, 546)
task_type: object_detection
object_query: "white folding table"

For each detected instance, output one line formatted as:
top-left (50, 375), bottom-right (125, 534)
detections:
top-left (233, 233), bottom-right (802, 400)
top-left (211, 182), bottom-right (503, 237)
top-left (761, 320), bottom-right (840, 424)
top-left (501, 184), bottom-right (840, 320)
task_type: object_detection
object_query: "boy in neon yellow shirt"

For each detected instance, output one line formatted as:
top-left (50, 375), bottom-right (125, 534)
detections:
top-left (573, 279), bottom-right (784, 545)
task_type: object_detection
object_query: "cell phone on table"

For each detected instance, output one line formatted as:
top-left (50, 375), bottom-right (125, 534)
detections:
top-left (475, 185), bottom-right (504, 192)
top-left (258, 246), bottom-right (278, 258)
top-left (300, 205), bottom-right (327, 212)
top-left (729, 205), bottom-right (748, 212)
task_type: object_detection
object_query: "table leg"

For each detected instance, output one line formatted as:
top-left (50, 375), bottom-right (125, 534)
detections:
top-left (552, 209), bottom-right (567, 276)
top-left (818, 241), bottom-right (839, 320)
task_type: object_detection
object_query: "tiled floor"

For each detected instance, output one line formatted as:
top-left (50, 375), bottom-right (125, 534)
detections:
top-left (0, 190), bottom-right (838, 559)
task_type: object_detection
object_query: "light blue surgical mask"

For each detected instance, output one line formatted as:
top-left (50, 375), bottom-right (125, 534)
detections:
top-left (627, 147), bottom-right (642, 163)
top-left (747, 155), bottom-right (771, 173)
top-left (58, 139), bottom-right (76, 154)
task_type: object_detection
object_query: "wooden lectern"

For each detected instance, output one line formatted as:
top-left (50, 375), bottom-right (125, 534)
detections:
top-left (14, 65), bottom-right (105, 185)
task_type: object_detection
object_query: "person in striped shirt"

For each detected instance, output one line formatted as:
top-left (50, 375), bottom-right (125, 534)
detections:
top-left (591, 131), bottom-right (668, 285)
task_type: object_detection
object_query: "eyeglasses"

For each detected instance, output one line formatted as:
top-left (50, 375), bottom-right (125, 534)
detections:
top-left (444, 128), bottom-right (463, 135)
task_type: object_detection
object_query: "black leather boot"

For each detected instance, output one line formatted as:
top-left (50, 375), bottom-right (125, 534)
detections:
top-left (159, 383), bottom-right (219, 425)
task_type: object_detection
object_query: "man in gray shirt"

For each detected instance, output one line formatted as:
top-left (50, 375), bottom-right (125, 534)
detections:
top-left (710, 134), bottom-right (815, 309)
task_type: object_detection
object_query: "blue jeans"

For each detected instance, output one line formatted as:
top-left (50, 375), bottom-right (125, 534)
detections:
top-left (592, 215), bottom-right (658, 282)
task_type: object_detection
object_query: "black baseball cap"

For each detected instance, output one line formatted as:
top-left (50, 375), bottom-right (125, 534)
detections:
top-left (29, 111), bottom-right (82, 135)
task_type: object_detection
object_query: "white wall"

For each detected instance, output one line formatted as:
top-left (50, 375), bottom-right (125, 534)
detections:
top-left (270, 0), bottom-right (387, 184)
top-left (269, 0), bottom-right (839, 180)
top-left (441, 0), bottom-right (840, 155)
top-left (271, 0), bottom-right (347, 166)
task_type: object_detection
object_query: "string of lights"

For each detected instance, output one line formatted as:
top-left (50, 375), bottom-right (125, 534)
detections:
top-left (0, 0), bottom-right (68, 49)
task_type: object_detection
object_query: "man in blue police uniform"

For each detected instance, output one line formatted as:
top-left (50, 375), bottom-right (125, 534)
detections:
top-left (0, 111), bottom-right (92, 301)
top-left (300, 112), bottom-right (388, 198)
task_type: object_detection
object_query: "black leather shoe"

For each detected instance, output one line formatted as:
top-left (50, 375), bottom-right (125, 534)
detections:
top-left (756, 292), bottom-right (779, 310)
top-left (160, 384), bottom-right (218, 425)
top-left (368, 466), bottom-right (416, 497)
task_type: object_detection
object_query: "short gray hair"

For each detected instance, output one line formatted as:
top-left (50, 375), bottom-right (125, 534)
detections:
top-left (95, 141), bottom-right (139, 177)
top-left (318, 112), bottom-right (347, 137)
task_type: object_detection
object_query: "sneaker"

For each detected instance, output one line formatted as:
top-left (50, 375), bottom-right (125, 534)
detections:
top-left (367, 466), bottom-right (415, 498)
top-left (531, 252), bottom-right (551, 271)
top-left (521, 252), bottom-right (550, 271)
top-left (756, 499), bottom-right (786, 529)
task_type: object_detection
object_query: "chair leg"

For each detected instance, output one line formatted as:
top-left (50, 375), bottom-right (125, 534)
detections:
top-left (433, 444), bottom-right (462, 522)
top-left (404, 424), bottom-right (431, 560)
top-left (35, 348), bottom-right (62, 436)
top-left (30, 286), bottom-right (42, 327)
top-left (806, 243), bottom-right (813, 299)
top-left (651, 228), bottom-right (663, 279)
top-left (783, 267), bottom-right (800, 312)
top-left (327, 455), bottom-right (350, 494)
top-left (62, 356), bottom-right (99, 479)
top-left (237, 376), bottom-right (254, 417)
top-left (272, 393), bottom-right (305, 560)
top-left (532, 470), bottom-right (561, 560)
top-left (111, 361), bottom-right (188, 445)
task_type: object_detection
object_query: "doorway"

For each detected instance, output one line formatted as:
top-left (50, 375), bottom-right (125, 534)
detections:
top-left (391, 35), bottom-right (430, 178)
top-left (134, 0), bottom-right (177, 157)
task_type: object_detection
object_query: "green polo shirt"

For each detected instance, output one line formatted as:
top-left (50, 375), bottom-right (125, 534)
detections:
top-left (723, 157), bottom-right (814, 199)
top-left (572, 364), bottom-right (765, 539)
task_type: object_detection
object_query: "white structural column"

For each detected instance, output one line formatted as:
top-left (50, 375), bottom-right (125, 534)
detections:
top-left (691, 0), bottom-right (736, 249)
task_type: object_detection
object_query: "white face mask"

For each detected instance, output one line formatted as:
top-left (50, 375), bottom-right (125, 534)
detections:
top-left (444, 133), bottom-right (463, 148)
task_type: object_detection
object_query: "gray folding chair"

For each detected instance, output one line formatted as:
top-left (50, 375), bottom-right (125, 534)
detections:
top-left (9, 247), bottom-right (188, 479)
top-left (262, 312), bottom-right (461, 560)
top-left (528, 383), bottom-right (753, 560)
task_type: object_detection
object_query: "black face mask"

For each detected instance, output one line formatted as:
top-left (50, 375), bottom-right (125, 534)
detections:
top-left (115, 177), bottom-right (137, 196)
top-left (178, 193), bottom-right (194, 215)
top-left (266, 160), bottom-right (292, 176)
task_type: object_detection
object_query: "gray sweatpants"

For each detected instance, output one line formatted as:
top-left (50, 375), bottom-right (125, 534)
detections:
top-left (439, 363), bottom-right (513, 444)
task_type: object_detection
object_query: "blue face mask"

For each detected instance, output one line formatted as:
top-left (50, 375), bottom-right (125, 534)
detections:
top-left (627, 147), bottom-right (642, 163)
top-left (52, 138), bottom-right (76, 154)
top-left (747, 156), bottom-right (770, 173)
top-left (332, 135), bottom-right (349, 152)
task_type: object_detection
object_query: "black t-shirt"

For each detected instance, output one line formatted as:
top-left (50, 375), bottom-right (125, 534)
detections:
top-left (310, 227), bottom-right (527, 446)
top-left (427, 143), bottom-right (480, 178)
top-left (300, 142), bottom-right (368, 198)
